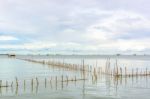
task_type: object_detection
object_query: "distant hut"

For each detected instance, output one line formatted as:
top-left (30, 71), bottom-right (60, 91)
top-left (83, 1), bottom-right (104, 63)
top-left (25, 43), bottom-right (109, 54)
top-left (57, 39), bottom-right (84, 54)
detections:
top-left (133, 54), bottom-right (137, 56)
top-left (116, 54), bottom-right (121, 56)
top-left (8, 54), bottom-right (16, 57)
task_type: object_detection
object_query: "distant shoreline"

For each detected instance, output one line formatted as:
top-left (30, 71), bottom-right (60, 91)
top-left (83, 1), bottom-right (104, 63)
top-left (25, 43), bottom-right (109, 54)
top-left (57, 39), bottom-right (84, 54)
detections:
top-left (0, 54), bottom-right (149, 56)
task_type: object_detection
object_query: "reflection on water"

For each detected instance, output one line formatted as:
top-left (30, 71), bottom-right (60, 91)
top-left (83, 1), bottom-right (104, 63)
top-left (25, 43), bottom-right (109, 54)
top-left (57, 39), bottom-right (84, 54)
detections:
top-left (0, 55), bottom-right (150, 99)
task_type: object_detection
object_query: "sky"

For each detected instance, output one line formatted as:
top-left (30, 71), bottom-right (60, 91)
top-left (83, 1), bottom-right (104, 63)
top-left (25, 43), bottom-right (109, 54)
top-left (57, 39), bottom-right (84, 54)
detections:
top-left (0, 0), bottom-right (150, 55)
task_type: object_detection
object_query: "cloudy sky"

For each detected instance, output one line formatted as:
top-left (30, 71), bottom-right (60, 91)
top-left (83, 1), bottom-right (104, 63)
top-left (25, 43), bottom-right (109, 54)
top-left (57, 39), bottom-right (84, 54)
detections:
top-left (0, 0), bottom-right (150, 54)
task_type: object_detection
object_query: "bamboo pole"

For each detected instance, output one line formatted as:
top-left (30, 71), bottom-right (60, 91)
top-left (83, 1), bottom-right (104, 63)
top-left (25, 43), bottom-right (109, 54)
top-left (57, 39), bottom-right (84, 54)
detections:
top-left (15, 77), bottom-right (18, 86)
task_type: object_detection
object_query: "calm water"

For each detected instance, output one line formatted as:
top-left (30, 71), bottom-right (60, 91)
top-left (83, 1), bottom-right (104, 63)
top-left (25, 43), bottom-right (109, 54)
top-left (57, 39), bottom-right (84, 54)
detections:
top-left (0, 55), bottom-right (150, 99)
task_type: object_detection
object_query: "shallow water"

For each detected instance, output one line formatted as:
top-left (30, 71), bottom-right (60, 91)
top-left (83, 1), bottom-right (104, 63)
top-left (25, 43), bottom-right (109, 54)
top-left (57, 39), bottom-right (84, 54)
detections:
top-left (0, 55), bottom-right (150, 99)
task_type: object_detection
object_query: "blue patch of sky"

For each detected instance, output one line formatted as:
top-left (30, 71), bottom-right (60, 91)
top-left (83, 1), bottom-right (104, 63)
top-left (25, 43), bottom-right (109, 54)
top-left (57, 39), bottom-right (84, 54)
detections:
top-left (0, 32), bottom-right (33, 44)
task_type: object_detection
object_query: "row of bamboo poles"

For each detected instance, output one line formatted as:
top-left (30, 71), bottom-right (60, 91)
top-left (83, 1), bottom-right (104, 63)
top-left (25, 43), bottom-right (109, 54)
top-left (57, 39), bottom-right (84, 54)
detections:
top-left (16, 57), bottom-right (105, 81)
top-left (105, 58), bottom-right (150, 77)
top-left (0, 76), bottom-right (87, 87)
top-left (16, 57), bottom-right (150, 78)
top-left (16, 58), bottom-right (91, 72)
top-left (0, 75), bottom-right (87, 94)
top-left (0, 74), bottom-right (149, 95)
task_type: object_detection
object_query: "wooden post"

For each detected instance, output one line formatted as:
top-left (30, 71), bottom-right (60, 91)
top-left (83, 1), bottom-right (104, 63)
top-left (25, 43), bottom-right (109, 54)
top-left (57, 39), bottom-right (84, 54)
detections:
top-left (45, 78), bottom-right (47, 88)
top-left (24, 80), bottom-right (26, 92)
top-left (76, 76), bottom-right (78, 84)
top-left (75, 76), bottom-right (77, 81)
top-left (0, 80), bottom-right (2, 88)
top-left (83, 59), bottom-right (85, 71)
top-left (125, 67), bottom-right (127, 77)
top-left (55, 76), bottom-right (57, 90)
top-left (120, 67), bottom-right (122, 76)
top-left (36, 77), bottom-right (39, 85)
top-left (11, 81), bottom-right (13, 87)
top-left (116, 59), bottom-right (118, 76)
top-left (132, 68), bottom-right (134, 77)
top-left (15, 77), bottom-right (18, 86)
top-left (61, 75), bottom-right (64, 89)
top-left (66, 76), bottom-right (68, 86)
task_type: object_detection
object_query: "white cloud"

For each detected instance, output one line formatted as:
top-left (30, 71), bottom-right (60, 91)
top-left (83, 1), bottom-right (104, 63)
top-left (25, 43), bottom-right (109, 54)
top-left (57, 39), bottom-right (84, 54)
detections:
top-left (85, 10), bottom-right (150, 40)
top-left (23, 41), bottom-right (57, 50)
top-left (117, 39), bottom-right (149, 51)
top-left (0, 35), bottom-right (18, 41)
top-left (0, 41), bottom-right (56, 49)
top-left (83, 10), bottom-right (150, 52)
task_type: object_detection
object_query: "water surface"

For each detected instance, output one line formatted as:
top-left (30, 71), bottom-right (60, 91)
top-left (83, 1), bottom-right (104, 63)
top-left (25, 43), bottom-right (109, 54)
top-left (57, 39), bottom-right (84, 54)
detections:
top-left (0, 55), bottom-right (150, 99)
